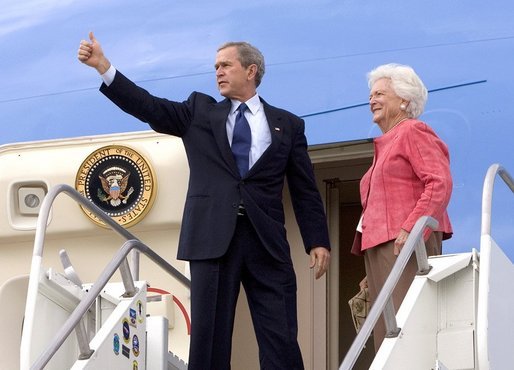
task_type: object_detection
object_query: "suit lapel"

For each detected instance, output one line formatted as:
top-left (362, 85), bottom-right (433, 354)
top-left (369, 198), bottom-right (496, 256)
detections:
top-left (210, 99), bottom-right (240, 175)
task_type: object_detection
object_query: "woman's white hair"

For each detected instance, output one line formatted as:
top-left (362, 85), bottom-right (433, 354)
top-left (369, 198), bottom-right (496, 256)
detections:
top-left (367, 63), bottom-right (428, 118)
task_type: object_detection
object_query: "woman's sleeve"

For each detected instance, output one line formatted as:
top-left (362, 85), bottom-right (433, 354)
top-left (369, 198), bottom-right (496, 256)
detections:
top-left (401, 122), bottom-right (453, 232)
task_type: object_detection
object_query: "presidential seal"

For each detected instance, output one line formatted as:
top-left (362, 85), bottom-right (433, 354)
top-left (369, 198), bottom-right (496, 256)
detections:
top-left (75, 145), bottom-right (156, 228)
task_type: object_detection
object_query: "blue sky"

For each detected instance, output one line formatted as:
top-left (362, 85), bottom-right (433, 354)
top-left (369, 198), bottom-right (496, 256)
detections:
top-left (1, 0), bottom-right (511, 144)
top-left (2, 0), bottom-right (351, 142)
top-left (2, 0), bottom-right (498, 144)
top-left (1, 0), bottom-right (514, 258)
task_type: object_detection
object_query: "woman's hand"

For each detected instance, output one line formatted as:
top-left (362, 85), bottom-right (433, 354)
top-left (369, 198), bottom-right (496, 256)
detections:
top-left (393, 229), bottom-right (410, 255)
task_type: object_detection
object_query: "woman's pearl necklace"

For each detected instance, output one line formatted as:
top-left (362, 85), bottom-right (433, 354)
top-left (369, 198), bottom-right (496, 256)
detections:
top-left (386, 117), bottom-right (409, 133)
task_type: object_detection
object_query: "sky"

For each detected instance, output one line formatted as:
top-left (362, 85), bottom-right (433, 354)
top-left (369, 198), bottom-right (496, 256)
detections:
top-left (1, 0), bottom-right (514, 259)
top-left (3, 0), bottom-right (368, 142)
top-left (1, 0), bottom-right (501, 144)
top-left (1, 0), bottom-right (511, 143)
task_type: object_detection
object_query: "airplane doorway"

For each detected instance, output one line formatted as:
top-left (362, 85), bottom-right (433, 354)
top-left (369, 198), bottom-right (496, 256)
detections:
top-left (310, 140), bottom-right (375, 369)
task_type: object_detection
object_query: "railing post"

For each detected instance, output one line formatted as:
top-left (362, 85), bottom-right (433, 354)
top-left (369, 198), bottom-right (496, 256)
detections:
top-left (414, 237), bottom-right (431, 275)
top-left (383, 298), bottom-right (401, 338)
top-left (130, 249), bottom-right (140, 281)
top-left (75, 319), bottom-right (94, 360)
top-left (119, 258), bottom-right (137, 297)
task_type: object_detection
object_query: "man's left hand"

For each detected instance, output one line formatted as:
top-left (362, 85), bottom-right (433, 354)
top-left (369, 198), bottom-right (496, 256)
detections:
top-left (309, 247), bottom-right (330, 279)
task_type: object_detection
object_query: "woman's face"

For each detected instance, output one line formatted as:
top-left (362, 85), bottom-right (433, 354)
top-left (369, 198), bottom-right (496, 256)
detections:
top-left (369, 78), bottom-right (405, 130)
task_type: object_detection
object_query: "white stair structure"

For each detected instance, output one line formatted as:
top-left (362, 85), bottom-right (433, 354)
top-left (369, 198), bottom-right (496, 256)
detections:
top-left (341, 164), bottom-right (514, 369)
top-left (372, 240), bottom-right (514, 369)
top-left (17, 184), bottom-right (190, 370)
top-left (8, 163), bottom-right (513, 369)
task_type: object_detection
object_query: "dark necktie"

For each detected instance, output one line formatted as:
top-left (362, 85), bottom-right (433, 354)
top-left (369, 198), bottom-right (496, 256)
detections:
top-left (231, 103), bottom-right (251, 177)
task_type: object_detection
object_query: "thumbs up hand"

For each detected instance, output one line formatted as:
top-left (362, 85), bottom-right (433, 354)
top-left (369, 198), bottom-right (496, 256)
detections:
top-left (78, 31), bottom-right (111, 74)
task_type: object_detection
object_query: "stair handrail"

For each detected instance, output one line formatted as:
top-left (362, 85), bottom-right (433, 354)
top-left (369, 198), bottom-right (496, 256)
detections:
top-left (481, 163), bottom-right (514, 237)
top-left (477, 163), bottom-right (514, 370)
top-left (339, 215), bottom-right (438, 370)
top-left (31, 239), bottom-right (184, 370)
top-left (21, 184), bottom-right (190, 370)
top-left (28, 183), bottom-right (190, 286)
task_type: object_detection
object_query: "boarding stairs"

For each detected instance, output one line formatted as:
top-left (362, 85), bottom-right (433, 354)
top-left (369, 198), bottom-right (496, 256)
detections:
top-left (340, 163), bottom-right (514, 370)
top-left (13, 184), bottom-right (191, 369)
top-left (5, 164), bottom-right (514, 369)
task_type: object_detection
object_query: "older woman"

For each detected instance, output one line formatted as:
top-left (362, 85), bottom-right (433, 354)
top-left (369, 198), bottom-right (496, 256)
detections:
top-left (352, 63), bottom-right (453, 351)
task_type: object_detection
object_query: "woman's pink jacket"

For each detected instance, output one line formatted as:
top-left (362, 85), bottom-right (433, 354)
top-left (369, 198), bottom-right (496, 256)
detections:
top-left (353, 119), bottom-right (453, 255)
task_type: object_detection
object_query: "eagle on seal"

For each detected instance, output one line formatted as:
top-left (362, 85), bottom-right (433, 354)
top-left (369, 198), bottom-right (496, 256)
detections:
top-left (98, 172), bottom-right (131, 207)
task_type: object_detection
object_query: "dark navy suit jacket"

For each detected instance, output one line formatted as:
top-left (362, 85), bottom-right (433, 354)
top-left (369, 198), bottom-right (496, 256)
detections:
top-left (101, 71), bottom-right (330, 263)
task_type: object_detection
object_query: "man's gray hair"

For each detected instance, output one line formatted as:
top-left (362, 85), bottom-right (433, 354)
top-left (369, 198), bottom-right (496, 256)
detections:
top-left (218, 41), bottom-right (265, 87)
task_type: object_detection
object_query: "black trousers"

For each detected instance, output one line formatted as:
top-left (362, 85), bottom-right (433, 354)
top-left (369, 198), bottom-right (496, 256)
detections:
top-left (187, 215), bottom-right (304, 370)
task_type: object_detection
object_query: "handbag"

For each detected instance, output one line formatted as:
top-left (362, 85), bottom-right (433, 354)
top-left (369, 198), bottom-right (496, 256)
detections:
top-left (348, 286), bottom-right (370, 333)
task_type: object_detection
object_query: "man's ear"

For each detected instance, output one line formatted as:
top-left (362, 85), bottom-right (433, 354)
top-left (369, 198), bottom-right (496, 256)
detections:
top-left (247, 64), bottom-right (257, 81)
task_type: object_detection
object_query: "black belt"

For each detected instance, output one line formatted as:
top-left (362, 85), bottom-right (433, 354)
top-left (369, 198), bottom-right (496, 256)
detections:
top-left (237, 204), bottom-right (247, 216)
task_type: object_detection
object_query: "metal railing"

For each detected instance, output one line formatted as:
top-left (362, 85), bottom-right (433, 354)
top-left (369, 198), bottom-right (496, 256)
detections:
top-left (339, 215), bottom-right (438, 370)
top-left (477, 164), bottom-right (514, 370)
top-left (481, 164), bottom-right (514, 237)
top-left (23, 184), bottom-right (190, 370)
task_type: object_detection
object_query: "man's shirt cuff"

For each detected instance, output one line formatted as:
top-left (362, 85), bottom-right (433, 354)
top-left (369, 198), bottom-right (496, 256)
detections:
top-left (101, 65), bottom-right (116, 86)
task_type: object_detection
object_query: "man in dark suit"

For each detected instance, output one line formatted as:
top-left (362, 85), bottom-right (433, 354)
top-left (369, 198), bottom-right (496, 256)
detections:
top-left (78, 32), bottom-right (331, 369)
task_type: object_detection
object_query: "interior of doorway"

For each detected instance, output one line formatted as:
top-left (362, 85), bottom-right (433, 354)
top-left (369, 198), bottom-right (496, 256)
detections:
top-left (311, 139), bottom-right (375, 369)
top-left (336, 179), bottom-right (374, 369)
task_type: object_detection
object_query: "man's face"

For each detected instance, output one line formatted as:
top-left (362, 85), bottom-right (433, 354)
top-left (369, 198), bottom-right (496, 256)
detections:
top-left (215, 46), bottom-right (255, 101)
